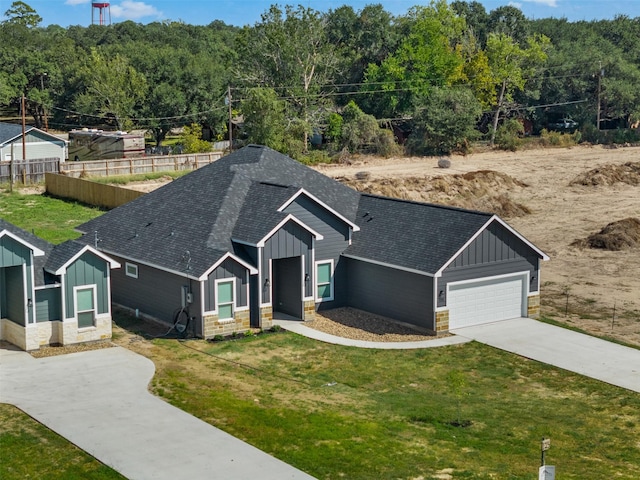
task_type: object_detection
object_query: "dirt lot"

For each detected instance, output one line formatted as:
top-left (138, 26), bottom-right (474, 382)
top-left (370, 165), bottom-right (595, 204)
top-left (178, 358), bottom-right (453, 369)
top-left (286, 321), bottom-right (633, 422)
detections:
top-left (125, 145), bottom-right (640, 346)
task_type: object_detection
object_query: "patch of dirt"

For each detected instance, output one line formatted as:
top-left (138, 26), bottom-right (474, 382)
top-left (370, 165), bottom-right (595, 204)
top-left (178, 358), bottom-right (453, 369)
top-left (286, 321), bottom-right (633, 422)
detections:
top-left (339, 170), bottom-right (530, 218)
top-left (29, 341), bottom-right (115, 358)
top-left (569, 162), bottom-right (640, 186)
top-left (307, 308), bottom-right (441, 342)
top-left (571, 218), bottom-right (640, 251)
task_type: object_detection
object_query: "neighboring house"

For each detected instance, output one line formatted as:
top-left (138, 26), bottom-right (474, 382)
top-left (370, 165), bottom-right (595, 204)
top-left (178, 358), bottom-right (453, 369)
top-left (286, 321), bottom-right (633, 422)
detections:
top-left (0, 220), bottom-right (120, 351)
top-left (76, 145), bottom-right (548, 338)
top-left (0, 122), bottom-right (67, 162)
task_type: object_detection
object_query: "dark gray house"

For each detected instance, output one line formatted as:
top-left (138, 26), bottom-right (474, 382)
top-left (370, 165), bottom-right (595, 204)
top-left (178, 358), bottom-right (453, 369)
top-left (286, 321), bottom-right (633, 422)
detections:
top-left (0, 220), bottom-right (120, 351)
top-left (76, 145), bottom-right (548, 337)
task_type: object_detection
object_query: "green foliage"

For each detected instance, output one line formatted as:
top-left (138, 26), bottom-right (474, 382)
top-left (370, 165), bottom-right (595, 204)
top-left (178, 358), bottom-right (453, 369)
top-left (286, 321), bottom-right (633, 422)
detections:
top-left (2, 1), bottom-right (41, 28)
top-left (408, 87), bottom-right (482, 155)
top-left (494, 118), bottom-right (524, 151)
top-left (181, 123), bottom-right (211, 153)
top-left (240, 87), bottom-right (286, 151)
top-left (339, 101), bottom-right (400, 157)
top-left (539, 128), bottom-right (581, 147)
top-left (325, 112), bottom-right (343, 144)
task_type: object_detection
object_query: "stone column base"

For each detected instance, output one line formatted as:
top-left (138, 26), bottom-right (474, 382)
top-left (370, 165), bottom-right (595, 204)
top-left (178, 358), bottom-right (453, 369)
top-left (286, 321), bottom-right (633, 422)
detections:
top-left (259, 306), bottom-right (273, 330)
top-left (435, 310), bottom-right (449, 334)
top-left (527, 295), bottom-right (541, 318)
top-left (303, 300), bottom-right (315, 321)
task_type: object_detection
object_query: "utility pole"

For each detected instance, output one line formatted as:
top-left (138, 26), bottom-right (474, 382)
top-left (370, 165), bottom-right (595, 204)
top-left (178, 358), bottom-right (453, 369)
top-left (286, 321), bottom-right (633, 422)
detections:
top-left (597, 63), bottom-right (604, 130)
top-left (227, 85), bottom-right (233, 151)
top-left (21, 94), bottom-right (27, 161)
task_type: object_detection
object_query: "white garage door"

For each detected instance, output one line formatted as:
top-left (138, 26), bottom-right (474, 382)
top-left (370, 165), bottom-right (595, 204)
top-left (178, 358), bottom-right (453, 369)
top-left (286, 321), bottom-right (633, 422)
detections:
top-left (448, 275), bottom-right (526, 329)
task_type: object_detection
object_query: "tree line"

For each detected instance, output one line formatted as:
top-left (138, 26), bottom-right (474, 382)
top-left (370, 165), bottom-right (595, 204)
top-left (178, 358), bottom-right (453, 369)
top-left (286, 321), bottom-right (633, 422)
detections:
top-left (2, 0), bottom-right (639, 159)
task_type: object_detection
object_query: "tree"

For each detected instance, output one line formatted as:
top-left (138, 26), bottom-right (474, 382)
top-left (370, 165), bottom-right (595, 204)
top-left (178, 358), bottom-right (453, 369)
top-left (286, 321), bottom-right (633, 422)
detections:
top-left (361, 0), bottom-right (466, 118)
top-left (238, 5), bottom-right (339, 149)
top-left (240, 87), bottom-right (287, 151)
top-left (74, 48), bottom-right (147, 130)
top-left (486, 32), bottom-right (550, 144)
top-left (407, 87), bottom-right (482, 155)
top-left (181, 123), bottom-right (211, 153)
top-left (2, 1), bottom-right (41, 28)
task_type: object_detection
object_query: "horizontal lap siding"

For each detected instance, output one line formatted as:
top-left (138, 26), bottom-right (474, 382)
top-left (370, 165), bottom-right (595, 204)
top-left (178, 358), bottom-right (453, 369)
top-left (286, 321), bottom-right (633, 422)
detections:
top-left (205, 258), bottom-right (249, 311)
top-left (346, 258), bottom-right (434, 331)
top-left (35, 287), bottom-right (61, 322)
top-left (284, 197), bottom-right (351, 307)
top-left (109, 255), bottom-right (202, 335)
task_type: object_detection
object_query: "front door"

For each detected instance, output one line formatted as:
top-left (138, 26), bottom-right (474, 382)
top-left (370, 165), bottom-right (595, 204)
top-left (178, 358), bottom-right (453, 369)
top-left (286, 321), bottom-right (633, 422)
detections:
top-left (273, 257), bottom-right (302, 318)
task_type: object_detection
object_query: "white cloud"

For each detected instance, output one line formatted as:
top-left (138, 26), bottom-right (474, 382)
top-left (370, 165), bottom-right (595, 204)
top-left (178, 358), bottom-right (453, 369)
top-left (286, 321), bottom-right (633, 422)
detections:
top-left (508, 1), bottom-right (523, 9)
top-left (110, 1), bottom-right (162, 20)
top-left (523, 0), bottom-right (559, 6)
top-left (65, 0), bottom-right (91, 5)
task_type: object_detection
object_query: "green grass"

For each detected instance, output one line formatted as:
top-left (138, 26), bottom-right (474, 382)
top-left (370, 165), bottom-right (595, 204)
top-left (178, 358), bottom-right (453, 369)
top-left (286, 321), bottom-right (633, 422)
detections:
top-left (0, 404), bottom-right (125, 480)
top-left (123, 322), bottom-right (640, 479)
top-left (0, 190), bottom-right (103, 244)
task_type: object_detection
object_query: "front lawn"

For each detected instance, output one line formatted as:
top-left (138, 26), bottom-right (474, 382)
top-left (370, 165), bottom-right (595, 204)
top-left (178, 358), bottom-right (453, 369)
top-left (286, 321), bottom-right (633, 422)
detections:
top-left (114, 313), bottom-right (640, 479)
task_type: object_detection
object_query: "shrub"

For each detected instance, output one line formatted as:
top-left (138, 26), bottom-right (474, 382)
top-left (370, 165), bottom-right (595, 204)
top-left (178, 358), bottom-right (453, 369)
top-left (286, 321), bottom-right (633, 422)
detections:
top-left (539, 128), bottom-right (580, 147)
top-left (495, 119), bottom-right (524, 151)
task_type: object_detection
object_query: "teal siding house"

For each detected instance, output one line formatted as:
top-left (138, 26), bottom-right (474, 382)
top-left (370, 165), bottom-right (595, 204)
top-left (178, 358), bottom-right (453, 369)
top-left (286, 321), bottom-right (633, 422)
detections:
top-left (0, 220), bottom-right (119, 351)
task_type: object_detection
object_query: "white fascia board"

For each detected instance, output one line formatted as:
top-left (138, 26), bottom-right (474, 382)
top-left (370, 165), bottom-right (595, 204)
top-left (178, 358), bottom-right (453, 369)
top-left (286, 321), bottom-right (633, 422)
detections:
top-left (47, 244), bottom-right (121, 275)
top-left (342, 254), bottom-right (434, 277)
top-left (0, 229), bottom-right (46, 256)
top-left (434, 215), bottom-right (550, 278)
top-left (197, 252), bottom-right (258, 281)
top-left (255, 214), bottom-right (324, 247)
top-left (277, 188), bottom-right (360, 232)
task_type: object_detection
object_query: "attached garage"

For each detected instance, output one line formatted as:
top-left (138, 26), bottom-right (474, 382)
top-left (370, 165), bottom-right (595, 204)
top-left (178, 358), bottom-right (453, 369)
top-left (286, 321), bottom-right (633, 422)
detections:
top-left (447, 274), bottom-right (527, 329)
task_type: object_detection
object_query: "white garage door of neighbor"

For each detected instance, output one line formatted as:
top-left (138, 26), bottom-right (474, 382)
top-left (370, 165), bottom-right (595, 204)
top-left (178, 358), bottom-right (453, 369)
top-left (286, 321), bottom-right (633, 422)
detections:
top-left (448, 275), bottom-right (526, 329)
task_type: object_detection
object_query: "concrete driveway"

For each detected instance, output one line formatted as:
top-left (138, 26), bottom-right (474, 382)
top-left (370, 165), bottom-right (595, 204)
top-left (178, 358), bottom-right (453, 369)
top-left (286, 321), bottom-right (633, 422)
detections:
top-left (0, 345), bottom-right (314, 480)
top-left (451, 318), bottom-right (640, 393)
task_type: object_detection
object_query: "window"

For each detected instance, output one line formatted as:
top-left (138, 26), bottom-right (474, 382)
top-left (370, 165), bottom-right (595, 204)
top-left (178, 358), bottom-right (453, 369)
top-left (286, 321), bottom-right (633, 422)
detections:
top-left (316, 261), bottom-right (334, 302)
top-left (76, 287), bottom-right (95, 328)
top-left (217, 280), bottom-right (234, 320)
top-left (125, 262), bottom-right (138, 278)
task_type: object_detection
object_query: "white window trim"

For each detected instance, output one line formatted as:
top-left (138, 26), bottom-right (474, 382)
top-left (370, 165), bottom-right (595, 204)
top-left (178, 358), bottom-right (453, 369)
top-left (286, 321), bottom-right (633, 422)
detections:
top-left (215, 278), bottom-right (236, 321)
top-left (315, 259), bottom-right (334, 302)
top-left (125, 262), bottom-right (138, 278)
top-left (73, 284), bottom-right (98, 328)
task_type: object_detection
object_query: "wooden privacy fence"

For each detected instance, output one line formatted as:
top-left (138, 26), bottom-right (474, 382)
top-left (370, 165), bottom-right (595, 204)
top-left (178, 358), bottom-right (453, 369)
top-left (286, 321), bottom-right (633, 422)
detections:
top-left (0, 158), bottom-right (60, 184)
top-left (46, 173), bottom-right (145, 210)
top-left (61, 152), bottom-right (222, 178)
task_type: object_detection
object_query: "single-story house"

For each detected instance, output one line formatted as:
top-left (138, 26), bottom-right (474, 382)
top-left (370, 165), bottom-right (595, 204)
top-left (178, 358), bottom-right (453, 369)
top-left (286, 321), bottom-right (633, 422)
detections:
top-left (0, 220), bottom-right (120, 351)
top-left (76, 145), bottom-right (548, 338)
top-left (0, 122), bottom-right (67, 162)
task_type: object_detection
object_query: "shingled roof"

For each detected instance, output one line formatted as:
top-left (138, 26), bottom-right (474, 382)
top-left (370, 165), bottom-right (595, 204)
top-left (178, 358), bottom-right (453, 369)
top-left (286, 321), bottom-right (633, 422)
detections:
top-left (77, 145), bottom-right (361, 278)
top-left (343, 194), bottom-right (494, 275)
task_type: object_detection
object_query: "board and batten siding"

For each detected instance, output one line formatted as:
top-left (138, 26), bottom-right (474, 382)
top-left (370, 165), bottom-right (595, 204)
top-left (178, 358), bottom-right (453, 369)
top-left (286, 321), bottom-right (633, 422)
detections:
top-left (438, 221), bottom-right (539, 307)
top-left (261, 220), bottom-right (313, 304)
top-left (35, 287), bottom-right (62, 322)
top-left (346, 258), bottom-right (435, 332)
top-left (0, 235), bottom-right (34, 324)
top-left (109, 255), bottom-right (202, 336)
top-left (284, 196), bottom-right (352, 307)
top-left (63, 252), bottom-right (109, 319)
top-left (4, 266), bottom-right (26, 325)
top-left (204, 258), bottom-right (249, 312)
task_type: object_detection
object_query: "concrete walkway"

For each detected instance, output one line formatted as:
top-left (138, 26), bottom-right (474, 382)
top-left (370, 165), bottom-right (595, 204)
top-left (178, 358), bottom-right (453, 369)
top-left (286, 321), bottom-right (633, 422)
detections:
top-left (0, 344), bottom-right (314, 480)
top-left (451, 318), bottom-right (640, 393)
top-left (273, 319), bottom-right (470, 349)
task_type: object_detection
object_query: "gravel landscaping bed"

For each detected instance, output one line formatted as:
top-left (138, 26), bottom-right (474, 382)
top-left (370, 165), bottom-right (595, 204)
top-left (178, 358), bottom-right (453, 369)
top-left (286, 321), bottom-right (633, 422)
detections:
top-left (306, 307), bottom-right (441, 342)
top-left (29, 341), bottom-right (115, 358)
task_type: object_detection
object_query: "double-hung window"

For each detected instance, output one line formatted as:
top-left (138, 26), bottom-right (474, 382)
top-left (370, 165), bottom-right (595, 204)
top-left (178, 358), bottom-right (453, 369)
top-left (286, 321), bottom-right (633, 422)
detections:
top-left (76, 286), bottom-right (96, 328)
top-left (316, 261), bottom-right (334, 302)
top-left (217, 280), bottom-right (234, 320)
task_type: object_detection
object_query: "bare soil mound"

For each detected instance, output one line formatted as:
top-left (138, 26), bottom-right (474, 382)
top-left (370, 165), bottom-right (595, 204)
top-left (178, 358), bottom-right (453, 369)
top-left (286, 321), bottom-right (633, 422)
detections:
top-left (571, 217), bottom-right (640, 251)
top-left (339, 170), bottom-right (530, 218)
top-left (569, 162), bottom-right (640, 186)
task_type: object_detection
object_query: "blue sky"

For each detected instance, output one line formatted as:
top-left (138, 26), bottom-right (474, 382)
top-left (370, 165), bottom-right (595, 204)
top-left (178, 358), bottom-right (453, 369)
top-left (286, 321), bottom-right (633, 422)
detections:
top-left (7, 1), bottom-right (640, 27)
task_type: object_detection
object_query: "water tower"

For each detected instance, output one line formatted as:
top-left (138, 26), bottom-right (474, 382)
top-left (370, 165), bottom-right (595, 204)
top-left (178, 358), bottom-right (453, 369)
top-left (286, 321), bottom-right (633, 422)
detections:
top-left (92, 2), bottom-right (111, 25)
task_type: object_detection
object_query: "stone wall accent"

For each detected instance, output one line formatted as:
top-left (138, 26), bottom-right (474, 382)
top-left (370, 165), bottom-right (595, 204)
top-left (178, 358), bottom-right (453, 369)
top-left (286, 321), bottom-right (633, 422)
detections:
top-left (1, 319), bottom-right (31, 350)
top-left (435, 310), bottom-right (449, 334)
top-left (260, 306), bottom-right (273, 329)
top-left (303, 300), bottom-right (315, 321)
top-left (203, 309), bottom-right (252, 338)
top-left (60, 316), bottom-right (112, 346)
top-left (527, 294), bottom-right (541, 319)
